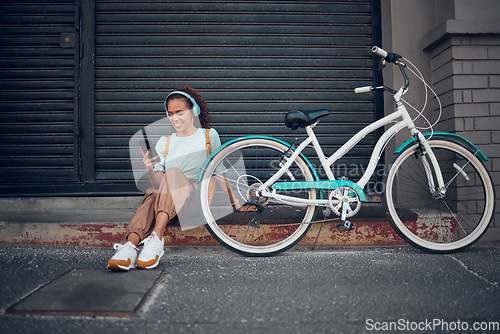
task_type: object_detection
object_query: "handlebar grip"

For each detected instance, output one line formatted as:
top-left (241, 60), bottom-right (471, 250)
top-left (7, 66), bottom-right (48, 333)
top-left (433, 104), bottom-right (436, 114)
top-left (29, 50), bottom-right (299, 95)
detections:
top-left (372, 46), bottom-right (402, 64)
top-left (372, 46), bottom-right (388, 58)
top-left (354, 86), bottom-right (372, 94)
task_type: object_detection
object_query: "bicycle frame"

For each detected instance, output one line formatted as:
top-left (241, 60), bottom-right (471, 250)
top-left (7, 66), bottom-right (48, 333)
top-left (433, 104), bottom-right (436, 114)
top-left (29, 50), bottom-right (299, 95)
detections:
top-left (259, 87), bottom-right (446, 207)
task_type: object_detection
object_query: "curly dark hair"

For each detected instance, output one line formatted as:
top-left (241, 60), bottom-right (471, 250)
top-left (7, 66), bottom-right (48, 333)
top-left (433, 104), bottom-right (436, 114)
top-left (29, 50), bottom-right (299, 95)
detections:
top-left (166, 86), bottom-right (212, 129)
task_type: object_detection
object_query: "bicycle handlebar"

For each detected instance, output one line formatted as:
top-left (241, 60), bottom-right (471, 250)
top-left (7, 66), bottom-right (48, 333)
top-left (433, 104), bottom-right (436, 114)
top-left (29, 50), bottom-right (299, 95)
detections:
top-left (354, 46), bottom-right (408, 94)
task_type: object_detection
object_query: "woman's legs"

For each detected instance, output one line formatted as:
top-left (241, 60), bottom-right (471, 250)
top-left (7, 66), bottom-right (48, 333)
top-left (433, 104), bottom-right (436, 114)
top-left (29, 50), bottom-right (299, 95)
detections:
top-left (125, 190), bottom-right (157, 244)
top-left (107, 191), bottom-right (155, 271)
top-left (135, 168), bottom-right (194, 269)
top-left (109, 168), bottom-right (194, 270)
top-left (153, 167), bottom-right (196, 235)
top-left (126, 168), bottom-right (193, 245)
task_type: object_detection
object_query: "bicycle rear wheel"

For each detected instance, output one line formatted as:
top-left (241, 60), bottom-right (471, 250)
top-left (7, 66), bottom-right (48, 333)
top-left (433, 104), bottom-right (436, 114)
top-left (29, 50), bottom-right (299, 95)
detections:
top-left (383, 140), bottom-right (495, 253)
top-left (199, 138), bottom-right (317, 256)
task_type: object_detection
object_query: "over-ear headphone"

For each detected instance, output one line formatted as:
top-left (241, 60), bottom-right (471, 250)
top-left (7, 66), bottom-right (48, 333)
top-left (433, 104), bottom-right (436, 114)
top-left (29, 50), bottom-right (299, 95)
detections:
top-left (164, 91), bottom-right (201, 117)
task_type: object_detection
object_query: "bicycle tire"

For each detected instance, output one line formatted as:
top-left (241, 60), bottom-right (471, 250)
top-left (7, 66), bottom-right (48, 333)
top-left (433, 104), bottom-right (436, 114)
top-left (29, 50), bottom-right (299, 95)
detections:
top-left (383, 139), bottom-right (495, 253)
top-left (199, 138), bottom-right (317, 256)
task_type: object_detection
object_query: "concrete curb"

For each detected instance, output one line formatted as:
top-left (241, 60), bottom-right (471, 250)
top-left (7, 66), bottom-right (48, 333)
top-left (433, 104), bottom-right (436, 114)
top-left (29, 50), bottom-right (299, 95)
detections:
top-left (2, 222), bottom-right (498, 248)
top-left (2, 220), bottom-right (498, 248)
top-left (0, 197), bottom-right (498, 248)
top-left (0, 220), bottom-right (407, 248)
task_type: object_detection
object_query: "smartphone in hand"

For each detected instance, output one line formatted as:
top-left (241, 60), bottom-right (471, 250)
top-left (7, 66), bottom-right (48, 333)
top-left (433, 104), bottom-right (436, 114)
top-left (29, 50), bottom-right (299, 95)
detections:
top-left (140, 128), bottom-right (151, 157)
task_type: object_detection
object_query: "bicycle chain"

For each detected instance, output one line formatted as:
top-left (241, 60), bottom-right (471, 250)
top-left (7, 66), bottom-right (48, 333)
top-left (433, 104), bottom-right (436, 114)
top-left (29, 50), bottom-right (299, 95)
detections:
top-left (259, 217), bottom-right (341, 228)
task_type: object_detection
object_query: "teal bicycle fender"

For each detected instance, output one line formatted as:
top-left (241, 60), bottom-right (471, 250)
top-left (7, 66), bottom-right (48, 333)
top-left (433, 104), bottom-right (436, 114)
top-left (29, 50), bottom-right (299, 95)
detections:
top-left (394, 132), bottom-right (488, 162)
top-left (196, 135), bottom-right (321, 183)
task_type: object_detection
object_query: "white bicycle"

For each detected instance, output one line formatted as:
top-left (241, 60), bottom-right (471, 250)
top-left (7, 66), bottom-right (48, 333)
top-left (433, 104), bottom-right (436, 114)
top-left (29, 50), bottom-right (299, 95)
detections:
top-left (197, 46), bottom-right (495, 256)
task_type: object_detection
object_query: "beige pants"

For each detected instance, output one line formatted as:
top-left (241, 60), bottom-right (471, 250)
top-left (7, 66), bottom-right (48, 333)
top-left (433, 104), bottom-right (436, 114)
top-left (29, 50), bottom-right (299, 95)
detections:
top-left (126, 167), bottom-right (197, 242)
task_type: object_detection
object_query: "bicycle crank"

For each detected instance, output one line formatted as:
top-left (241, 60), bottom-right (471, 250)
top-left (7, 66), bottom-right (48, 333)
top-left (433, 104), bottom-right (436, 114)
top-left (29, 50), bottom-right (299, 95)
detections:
top-left (328, 185), bottom-right (360, 231)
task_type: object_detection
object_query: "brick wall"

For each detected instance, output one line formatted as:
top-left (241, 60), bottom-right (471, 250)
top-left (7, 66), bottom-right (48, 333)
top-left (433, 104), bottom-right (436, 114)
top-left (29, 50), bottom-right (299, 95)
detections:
top-left (429, 34), bottom-right (500, 227)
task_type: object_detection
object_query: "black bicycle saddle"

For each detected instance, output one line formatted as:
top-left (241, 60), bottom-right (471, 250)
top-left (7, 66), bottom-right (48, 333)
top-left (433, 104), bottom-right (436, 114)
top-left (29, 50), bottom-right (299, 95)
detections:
top-left (284, 109), bottom-right (330, 130)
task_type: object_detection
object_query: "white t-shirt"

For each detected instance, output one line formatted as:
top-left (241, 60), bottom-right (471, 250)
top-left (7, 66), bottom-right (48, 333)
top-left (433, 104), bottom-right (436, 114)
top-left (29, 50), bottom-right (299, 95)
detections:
top-left (153, 128), bottom-right (221, 180)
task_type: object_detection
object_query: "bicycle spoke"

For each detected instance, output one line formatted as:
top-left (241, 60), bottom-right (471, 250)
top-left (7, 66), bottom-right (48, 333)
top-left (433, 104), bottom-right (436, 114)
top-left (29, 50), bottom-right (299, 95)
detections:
top-left (442, 200), bottom-right (466, 235)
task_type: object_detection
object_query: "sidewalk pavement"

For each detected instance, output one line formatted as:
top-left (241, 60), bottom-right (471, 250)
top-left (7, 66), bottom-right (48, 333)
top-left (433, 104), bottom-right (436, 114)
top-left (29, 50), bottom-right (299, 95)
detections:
top-left (0, 244), bottom-right (499, 334)
top-left (0, 196), bottom-right (499, 248)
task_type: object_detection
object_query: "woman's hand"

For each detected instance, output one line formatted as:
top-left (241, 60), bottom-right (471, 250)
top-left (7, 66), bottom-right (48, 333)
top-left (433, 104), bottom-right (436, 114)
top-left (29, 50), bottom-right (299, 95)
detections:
top-left (140, 146), bottom-right (160, 171)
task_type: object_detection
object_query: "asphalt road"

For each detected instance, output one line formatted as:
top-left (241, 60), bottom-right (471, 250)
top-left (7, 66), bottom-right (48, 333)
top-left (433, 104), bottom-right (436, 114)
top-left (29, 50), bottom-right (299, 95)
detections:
top-left (0, 244), bottom-right (499, 334)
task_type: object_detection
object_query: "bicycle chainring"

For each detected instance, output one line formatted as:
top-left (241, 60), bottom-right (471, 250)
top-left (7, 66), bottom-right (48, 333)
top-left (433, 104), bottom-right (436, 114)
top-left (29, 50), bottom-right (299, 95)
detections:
top-left (328, 186), bottom-right (361, 218)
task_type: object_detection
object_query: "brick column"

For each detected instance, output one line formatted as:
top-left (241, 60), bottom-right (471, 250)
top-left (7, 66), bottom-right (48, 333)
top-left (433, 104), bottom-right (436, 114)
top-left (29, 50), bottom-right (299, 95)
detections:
top-left (425, 31), bottom-right (500, 227)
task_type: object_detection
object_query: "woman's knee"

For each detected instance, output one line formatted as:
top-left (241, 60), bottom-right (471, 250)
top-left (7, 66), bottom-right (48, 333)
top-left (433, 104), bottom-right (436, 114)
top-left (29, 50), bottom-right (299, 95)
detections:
top-left (165, 167), bottom-right (183, 177)
top-left (158, 168), bottom-right (181, 190)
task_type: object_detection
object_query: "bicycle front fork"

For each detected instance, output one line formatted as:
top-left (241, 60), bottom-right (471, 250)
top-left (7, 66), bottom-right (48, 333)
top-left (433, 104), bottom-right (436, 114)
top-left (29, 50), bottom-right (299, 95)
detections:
top-left (413, 132), bottom-right (446, 198)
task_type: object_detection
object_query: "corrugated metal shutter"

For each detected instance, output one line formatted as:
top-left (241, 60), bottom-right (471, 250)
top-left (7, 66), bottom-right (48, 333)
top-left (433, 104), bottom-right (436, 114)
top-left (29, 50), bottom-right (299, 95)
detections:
top-left (95, 0), bottom-right (374, 182)
top-left (0, 0), bottom-right (79, 184)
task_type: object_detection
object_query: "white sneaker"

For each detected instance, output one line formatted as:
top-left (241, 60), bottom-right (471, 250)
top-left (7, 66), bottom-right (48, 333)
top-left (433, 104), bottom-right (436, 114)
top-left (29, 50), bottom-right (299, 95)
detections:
top-left (136, 232), bottom-right (165, 269)
top-left (107, 241), bottom-right (138, 271)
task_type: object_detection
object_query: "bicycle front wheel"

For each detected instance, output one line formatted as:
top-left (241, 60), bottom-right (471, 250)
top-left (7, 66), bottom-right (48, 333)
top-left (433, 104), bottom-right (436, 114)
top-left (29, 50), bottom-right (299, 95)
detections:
top-left (199, 138), bottom-right (317, 256)
top-left (383, 139), bottom-right (495, 253)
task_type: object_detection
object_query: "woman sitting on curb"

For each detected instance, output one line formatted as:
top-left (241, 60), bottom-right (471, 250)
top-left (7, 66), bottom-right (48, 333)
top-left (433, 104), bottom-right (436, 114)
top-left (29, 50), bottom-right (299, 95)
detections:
top-left (107, 86), bottom-right (252, 271)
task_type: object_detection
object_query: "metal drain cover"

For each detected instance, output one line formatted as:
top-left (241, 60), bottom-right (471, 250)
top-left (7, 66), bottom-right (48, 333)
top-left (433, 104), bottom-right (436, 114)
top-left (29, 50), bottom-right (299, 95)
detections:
top-left (7, 268), bottom-right (164, 317)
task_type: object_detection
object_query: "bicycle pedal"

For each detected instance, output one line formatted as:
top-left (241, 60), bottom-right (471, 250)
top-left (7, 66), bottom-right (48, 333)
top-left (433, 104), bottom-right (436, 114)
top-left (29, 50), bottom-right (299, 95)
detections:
top-left (337, 220), bottom-right (353, 231)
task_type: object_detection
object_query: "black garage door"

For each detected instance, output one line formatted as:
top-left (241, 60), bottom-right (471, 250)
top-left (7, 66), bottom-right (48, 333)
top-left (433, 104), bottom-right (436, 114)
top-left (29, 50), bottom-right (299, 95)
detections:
top-left (0, 1), bottom-right (79, 185)
top-left (1, 0), bottom-right (380, 195)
